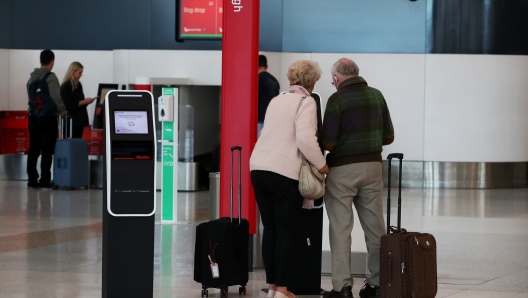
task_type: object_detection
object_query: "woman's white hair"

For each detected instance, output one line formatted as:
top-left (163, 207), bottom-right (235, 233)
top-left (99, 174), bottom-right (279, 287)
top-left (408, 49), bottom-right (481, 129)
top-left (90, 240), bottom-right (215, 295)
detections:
top-left (286, 60), bottom-right (322, 89)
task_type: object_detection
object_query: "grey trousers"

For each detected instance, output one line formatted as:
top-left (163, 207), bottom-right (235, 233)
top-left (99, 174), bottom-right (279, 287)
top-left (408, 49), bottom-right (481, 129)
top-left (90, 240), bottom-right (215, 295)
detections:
top-left (324, 162), bottom-right (386, 291)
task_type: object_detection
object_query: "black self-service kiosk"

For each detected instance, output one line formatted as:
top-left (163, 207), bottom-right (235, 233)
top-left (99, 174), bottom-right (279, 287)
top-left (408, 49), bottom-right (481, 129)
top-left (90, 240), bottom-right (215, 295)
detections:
top-left (102, 91), bottom-right (157, 298)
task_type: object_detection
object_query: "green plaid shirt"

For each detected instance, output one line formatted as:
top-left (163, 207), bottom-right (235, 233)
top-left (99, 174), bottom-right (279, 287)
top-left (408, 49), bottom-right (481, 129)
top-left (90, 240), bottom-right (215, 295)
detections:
top-left (320, 76), bottom-right (394, 167)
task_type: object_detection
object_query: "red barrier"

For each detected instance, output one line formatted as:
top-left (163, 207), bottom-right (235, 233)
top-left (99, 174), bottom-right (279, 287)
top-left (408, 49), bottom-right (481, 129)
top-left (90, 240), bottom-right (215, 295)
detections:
top-left (0, 111), bottom-right (29, 154)
top-left (134, 85), bottom-right (151, 92)
top-left (82, 126), bottom-right (103, 155)
top-left (134, 77), bottom-right (152, 92)
top-left (219, 0), bottom-right (260, 234)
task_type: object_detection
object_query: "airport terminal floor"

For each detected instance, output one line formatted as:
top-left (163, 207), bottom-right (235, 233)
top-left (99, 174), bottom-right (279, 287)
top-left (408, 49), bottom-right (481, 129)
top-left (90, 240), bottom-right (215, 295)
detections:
top-left (0, 180), bottom-right (527, 298)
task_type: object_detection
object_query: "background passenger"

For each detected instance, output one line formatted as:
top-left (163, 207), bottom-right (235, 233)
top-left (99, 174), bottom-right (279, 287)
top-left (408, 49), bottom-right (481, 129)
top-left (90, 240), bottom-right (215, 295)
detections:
top-left (60, 62), bottom-right (95, 138)
top-left (258, 54), bottom-right (280, 137)
top-left (26, 49), bottom-right (66, 188)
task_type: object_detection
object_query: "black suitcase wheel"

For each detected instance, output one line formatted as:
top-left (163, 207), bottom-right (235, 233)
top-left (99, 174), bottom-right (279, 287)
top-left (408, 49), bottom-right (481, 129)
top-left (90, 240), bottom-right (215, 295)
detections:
top-left (221, 287), bottom-right (228, 298)
top-left (238, 286), bottom-right (246, 295)
top-left (201, 289), bottom-right (208, 297)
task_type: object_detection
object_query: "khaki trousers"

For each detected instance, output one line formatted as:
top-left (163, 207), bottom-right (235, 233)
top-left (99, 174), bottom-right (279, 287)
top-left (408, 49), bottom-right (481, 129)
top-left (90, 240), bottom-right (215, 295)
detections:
top-left (324, 162), bottom-right (386, 291)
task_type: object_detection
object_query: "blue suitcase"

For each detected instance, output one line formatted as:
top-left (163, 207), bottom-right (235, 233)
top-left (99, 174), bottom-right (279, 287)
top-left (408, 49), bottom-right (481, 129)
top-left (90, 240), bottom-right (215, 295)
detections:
top-left (53, 116), bottom-right (89, 189)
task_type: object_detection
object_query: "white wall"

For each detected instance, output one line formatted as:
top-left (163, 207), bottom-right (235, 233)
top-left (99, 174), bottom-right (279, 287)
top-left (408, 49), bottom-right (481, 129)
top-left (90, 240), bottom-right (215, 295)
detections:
top-left (2, 49), bottom-right (528, 162)
top-left (277, 53), bottom-right (528, 162)
top-left (8, 50), bottom-right (113, 123)
top-left (113, 50), bottom-right (130, 86)
top-left (115, 50), bottom-right (222, 85)
top-left (424, 54), bottom-right (528, 162)
top-left (0, 49), bottom-right (8, 111)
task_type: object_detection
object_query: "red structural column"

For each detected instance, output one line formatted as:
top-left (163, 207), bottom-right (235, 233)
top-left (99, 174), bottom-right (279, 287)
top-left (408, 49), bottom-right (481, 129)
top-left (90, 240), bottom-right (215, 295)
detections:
top-left (220, 0), bottom-right (259, 234)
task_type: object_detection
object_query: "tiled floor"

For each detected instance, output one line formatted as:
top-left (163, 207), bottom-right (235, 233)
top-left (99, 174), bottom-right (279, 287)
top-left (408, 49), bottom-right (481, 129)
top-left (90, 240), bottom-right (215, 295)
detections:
top-left (0, 180), bottom-right (527, 297)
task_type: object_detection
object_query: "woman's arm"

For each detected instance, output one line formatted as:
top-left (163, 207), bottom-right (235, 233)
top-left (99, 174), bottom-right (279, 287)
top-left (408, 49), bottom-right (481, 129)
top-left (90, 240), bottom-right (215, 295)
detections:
top-left (76, 83), bottom-right (95, 106)
top-left (78, 97), bottom-right (95, 106)
top-left (295, 97), bottom-right (328, 172)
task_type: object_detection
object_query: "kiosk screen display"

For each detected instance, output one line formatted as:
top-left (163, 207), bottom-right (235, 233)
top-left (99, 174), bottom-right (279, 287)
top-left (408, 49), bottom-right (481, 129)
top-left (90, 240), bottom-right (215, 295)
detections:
top-left (114, 111), bottom-right (149, 134)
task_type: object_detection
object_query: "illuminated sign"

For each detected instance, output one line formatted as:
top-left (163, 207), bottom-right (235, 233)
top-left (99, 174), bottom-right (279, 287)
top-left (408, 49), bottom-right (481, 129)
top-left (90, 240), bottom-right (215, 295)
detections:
top-left (176, 0), bottom-right (223, 41)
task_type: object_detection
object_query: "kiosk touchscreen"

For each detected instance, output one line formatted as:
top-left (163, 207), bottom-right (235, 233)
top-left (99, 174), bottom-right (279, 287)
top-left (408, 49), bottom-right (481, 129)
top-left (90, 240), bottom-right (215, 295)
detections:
top-left (104, 91), bottom-right (156, 216)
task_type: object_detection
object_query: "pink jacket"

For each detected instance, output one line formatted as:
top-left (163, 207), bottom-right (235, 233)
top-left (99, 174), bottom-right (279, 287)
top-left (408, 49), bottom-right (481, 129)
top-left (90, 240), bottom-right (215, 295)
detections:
top-left (250, 87), bottom-right (326, 181)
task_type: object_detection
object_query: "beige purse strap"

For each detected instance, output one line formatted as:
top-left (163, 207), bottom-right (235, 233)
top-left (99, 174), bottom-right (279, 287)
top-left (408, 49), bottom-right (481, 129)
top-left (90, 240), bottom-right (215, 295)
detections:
top-left (296, 96), bottom-right (307, 113)
top-left (296, 96), bottom-right (308, 161)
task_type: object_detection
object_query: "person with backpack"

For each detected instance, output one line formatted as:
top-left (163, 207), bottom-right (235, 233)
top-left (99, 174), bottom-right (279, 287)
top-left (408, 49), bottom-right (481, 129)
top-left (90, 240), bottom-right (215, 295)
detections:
top-left (26, 49), bottom-right (66, 188)
top-left (60, 61), bottom-right (95, 138)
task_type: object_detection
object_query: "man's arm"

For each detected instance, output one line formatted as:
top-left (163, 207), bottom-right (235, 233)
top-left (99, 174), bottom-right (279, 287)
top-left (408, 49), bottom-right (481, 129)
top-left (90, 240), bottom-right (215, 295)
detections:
top-left (48, 73), bottom-right (65, 113)
top-left (382, 98), bottom-right (394, 145)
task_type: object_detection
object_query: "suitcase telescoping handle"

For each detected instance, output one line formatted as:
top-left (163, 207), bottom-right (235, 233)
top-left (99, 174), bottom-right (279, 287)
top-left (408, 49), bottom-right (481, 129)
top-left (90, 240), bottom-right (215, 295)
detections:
top-left (58, 113), bottom-right (72, 139)
top-left (230, 146), bottom-right (242, 224)
top-left (386, 153), bottom-right (404, 234)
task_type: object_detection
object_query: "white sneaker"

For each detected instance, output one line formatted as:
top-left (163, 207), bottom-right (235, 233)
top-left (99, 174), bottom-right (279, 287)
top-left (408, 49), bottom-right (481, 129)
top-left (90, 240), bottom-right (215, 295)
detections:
top-left (267, 289), bottom-right (276, 298)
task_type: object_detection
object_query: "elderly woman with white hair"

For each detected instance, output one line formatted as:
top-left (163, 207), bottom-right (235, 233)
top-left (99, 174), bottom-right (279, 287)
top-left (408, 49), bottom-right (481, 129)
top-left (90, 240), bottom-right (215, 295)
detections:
top-left (250, 60), bottom-right (329, 298)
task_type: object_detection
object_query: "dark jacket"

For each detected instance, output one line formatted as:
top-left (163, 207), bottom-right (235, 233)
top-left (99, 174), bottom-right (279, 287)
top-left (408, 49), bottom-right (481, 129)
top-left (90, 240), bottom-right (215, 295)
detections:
top-left (320, 76), bottom-right (394, 167)
top-left (60, 80), bottom-right (89, 127)
top-left (258, 71), bottom-right (280, 123)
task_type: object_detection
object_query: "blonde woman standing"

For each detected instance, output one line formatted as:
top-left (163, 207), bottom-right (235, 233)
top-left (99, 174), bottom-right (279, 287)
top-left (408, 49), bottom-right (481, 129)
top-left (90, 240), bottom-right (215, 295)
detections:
top-left (60, 62), bottom-right (95, 138)
top-left (250, 60), bottom-right (329, 298)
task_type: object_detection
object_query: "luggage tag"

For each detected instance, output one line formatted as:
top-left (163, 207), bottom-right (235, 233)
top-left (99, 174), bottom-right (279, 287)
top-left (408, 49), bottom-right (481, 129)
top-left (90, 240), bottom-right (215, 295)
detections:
top-left (208, 255), bottom-right (220, 278)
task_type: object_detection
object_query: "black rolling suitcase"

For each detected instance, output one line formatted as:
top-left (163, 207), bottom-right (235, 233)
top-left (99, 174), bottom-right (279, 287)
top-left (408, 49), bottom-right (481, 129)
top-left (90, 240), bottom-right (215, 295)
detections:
top-left (287, 197), bottom-right (324, 295)
top-left (194, 146), bottom-right (249, 298)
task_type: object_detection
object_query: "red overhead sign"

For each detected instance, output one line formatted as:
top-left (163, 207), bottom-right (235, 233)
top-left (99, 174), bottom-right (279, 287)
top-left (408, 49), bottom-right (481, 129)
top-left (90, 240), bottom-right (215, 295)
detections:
top-left (178, 0), bottom-right (223, 39)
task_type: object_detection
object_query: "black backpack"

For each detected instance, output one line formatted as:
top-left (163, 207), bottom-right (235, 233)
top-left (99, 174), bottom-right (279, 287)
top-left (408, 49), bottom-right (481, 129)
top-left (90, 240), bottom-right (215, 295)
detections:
top-left (28, 72), bottom-right (57, 120)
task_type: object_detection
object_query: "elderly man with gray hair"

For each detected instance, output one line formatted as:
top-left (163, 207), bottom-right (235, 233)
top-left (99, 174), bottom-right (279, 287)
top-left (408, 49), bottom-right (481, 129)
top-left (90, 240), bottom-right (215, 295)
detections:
top-left (321, 58), bottom-right (394, 298)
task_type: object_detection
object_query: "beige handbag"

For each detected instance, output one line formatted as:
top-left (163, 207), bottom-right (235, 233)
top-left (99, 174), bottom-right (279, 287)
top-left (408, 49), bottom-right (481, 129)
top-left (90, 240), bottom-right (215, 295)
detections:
top-left (296, 96), bottom-right (325, 200)
top-left (299, 155), bottom-right (325, 200)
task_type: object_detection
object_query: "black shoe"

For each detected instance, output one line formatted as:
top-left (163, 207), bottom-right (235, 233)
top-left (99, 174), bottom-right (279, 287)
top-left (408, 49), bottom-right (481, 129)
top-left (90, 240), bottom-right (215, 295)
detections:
top-left (39, 183), bottom-right (53, 189)
top-left (38, 181), bottom-right (53, 188)
top-left (27, 180), bottom-right (39, 188)
top-left (359, 281), bottom-right (379, 298)
top-left (323, 286), bottom-right (353, 298)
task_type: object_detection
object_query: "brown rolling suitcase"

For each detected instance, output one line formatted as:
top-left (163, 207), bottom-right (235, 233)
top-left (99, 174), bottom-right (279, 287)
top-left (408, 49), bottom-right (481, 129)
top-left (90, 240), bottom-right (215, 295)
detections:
top-left (379, 153), bottom-right (437, 298)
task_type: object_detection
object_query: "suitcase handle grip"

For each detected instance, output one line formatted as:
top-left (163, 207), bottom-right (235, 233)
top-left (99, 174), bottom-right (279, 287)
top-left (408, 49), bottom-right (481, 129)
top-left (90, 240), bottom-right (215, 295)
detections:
top-left (231, 146), bottom-right (242, 151)
top-left (389, 226), bottom-right (407, 234)
top-left (387, 153), bottom-right (404, 160)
